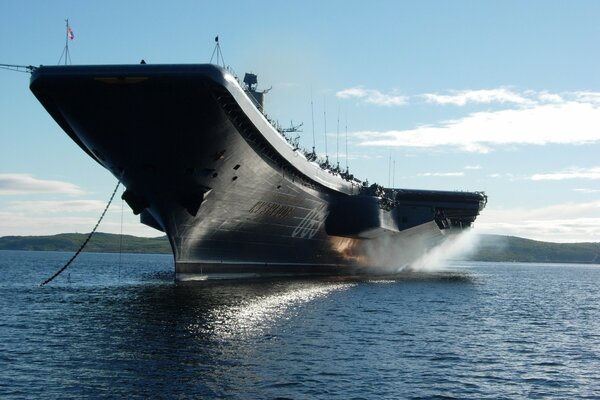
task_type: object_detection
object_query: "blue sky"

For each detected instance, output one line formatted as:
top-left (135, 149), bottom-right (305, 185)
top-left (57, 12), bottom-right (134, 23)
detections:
top-left (1, 0), bottom-right (599, 242)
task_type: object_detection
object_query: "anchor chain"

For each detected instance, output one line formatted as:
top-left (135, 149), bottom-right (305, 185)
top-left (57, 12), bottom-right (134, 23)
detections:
top-left (40, 180), bottom-right (121, 286)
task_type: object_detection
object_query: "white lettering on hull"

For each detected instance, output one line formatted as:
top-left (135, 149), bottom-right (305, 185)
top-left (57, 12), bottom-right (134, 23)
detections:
top-left (292, 204), bottom-right (329, 239)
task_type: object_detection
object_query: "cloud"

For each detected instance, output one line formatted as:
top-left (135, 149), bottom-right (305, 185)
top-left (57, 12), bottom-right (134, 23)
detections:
top-left (6, 200), bottom-right (106, 214)
top-left (418, 172), bottom-right (464, 177)
top-left (0, 211), bottom-right (159, 237)
top-left (574, 188), bottom-right (600, 194)
top-left (537, 92), bottom-right (564, 103)
top-left (574, 91), bottom-right (600, 104)
top-left (356, 101), bottom-right (600, 153)
top-left (477, 217), bottom-right (600, 243)
top-left (487, 173), bottom-right (519, 180)
top-left (0, 173), bottom-right (84, 195)
top-left (475, 201), bottom-right (600, 242)
top-left (464, 165), bottom-right (481, 170)
top-left (422, 88), bottom-right (576, 107)
top-left (530, 167), bottom-right (600, 181)
top-left (422, 88), bottom-right (533, 106)
top-left (338, 87), bottom-right (600, 110)
top-left (336, 87), bottom-right (408, 106)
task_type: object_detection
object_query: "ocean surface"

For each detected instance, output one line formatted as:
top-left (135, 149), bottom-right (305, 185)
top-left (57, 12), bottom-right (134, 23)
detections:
top-left (1, 250), bottom-right (599, 399)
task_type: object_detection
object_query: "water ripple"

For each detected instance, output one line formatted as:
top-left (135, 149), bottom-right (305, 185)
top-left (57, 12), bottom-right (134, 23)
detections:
top-left (1, 251), bottom-right (600, 398)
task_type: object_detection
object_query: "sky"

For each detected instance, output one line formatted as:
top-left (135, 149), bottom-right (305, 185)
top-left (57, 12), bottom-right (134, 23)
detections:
top-left (1, 0), bottom-right (599, 243)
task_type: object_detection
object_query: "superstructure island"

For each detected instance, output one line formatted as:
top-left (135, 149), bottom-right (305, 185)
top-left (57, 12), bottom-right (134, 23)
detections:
top-left (30, 63), bottom-right (487, 280)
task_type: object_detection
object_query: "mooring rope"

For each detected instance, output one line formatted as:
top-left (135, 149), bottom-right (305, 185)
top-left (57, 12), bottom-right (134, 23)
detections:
top-left (40, 180), bottom-right (121, 286)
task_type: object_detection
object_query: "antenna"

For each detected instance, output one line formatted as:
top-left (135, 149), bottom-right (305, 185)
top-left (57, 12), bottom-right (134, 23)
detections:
top-left (58, 19), bottom-right (74, 65)
top-left (392, 157), bottom-right (396, 188)
top-left (336, 105), bottom-right (340, 170)
top-left (210, 35), bottom-right (225, 67)
top-left (310, 87), bottom-right (316, 156)
top-left (388, 151), bottom-right (392, 187)
top-left (323, 97), bottom-right (329, 166)
top-left (345, 112), bottom-right (349, 171)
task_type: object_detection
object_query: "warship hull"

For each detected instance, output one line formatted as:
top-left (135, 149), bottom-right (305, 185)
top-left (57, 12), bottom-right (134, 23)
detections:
top-left (30, 64), bottom-right (486, 279)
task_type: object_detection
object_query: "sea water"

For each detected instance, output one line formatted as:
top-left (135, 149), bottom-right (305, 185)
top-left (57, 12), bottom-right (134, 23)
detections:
top-left (1, 250), bottom-right (599, 399)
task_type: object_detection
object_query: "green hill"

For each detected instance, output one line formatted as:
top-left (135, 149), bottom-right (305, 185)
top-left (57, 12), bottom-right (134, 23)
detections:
top-left (0, 232), bottom-right (171, 254)
top-left (0, 232), bottom-right (598, 264)
top-left (465, 234), bottom-right (600, 264)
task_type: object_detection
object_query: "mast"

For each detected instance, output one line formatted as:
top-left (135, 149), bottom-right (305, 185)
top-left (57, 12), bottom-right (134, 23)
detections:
top-left (310, 88), bottom-right (316, 156)
top-left (388, 151), bottom-right (392, 187)
top-left (58, 19), bottom-right (73, 65)
top-left (323, 97), bottom-right (329, 166)
top-left (336, 105), bottom-right (340, 170)
top-left (393, 158), bottom-right (396, 188)
top-left (345, 112), bottom-right (349, 172)
top-left (210, 35), bottom-right (225, 67)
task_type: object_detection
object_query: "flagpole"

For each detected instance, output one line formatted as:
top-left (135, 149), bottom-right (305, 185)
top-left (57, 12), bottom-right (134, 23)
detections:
top-left (58, 19), bottom-right (72, 65)
top-left (65, 19), bottom-right (69, 65)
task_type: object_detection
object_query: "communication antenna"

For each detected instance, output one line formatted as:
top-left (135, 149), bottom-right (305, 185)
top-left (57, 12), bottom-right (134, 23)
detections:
top-left (310, 87), bottom-right (316, 156)
top-left (323, 97), bottom-right (329, 166)
top-left (393, 157), bottom-right (396, 188)
top-left (345, 112), bottom-right (349, 172)
top-left (388, 151), bottom-right (392, 187)
top-left (210, 35), bottom-right (225, 67)
top-left (58, 19), bottom-right (74, 65)
top-left (336, 105), bottom-right (340, 170)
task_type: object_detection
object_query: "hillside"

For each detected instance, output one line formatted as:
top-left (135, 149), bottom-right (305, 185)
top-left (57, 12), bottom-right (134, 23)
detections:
top-left (0, 232), bottom-right (598, 264)
top-left (465, 234), bottom-right (600, 264)
top-left (0, 233), bottom-right (171, 254)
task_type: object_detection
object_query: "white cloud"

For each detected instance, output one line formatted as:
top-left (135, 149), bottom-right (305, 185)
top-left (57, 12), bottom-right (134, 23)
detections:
top-left (0, 173), bottom-right (84, 195)
top-left (356, 101), bottom-right (600, 152)
top-left (464, 165), bottom-right (481, 170)
top-left (0, 195), bottom-right (161, 237)
top-left (475, 201), bottom-right (600, 242)
top-left (6, 200), bottom-right (106, 214)
top-left (421, 89), bottom-right (589, 107)
top-left (574, 188), bottom-right (600, 194)
top-left (530, 167), bottom-right (600, 181)
top-left (0, 211), bottom-right (160, 237)
top-left (336, 87), bottom-right (408, 106)
top-left (422, 88), bottom-right (533, 106)
top-left (537, 92), bottom-right (563, 103)
top-left (418, 172), bottom-right (464, 177)
top-left (487, 173), bottom-right (519, 180)
top-left (574, 91), bottom-right (600, 104)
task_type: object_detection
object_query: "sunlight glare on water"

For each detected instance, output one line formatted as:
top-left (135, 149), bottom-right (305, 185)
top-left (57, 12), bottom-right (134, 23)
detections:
top-left (2, 251), bottom-right (600, 399)
top-left (201, 282), bottom-right (357, 339)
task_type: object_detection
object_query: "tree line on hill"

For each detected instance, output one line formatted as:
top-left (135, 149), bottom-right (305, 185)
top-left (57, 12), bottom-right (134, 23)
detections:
top-left (0, 232), bottom-right (598, 264)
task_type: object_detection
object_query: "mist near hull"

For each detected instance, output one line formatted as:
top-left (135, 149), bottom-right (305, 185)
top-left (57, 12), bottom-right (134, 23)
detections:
top-left (409, 229), bottom-right (480, 271)
top-left (359, 228), bottom-right (481, 275)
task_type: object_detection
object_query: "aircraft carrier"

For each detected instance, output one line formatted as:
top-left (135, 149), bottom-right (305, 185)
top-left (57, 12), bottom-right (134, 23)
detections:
top-left (30, 63), bottom-right (487, 279)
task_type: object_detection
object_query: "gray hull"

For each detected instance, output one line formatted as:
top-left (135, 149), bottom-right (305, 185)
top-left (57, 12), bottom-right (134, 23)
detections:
top-left (30, 64), bottom-right (486, 279)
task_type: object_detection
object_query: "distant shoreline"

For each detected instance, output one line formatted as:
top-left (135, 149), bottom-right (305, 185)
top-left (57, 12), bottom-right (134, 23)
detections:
top-left (0, 232), bottom-right (171, 254)
top-left (0, 232), bottom-right (598, 265)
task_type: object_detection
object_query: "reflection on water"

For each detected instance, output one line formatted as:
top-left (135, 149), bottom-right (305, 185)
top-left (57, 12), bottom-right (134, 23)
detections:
top-left (200, 282), bottom-right (356, 339)
top-left (124, 272), bottom-right (477, 347)
top-left (3, 252), bottom-right (600, 399)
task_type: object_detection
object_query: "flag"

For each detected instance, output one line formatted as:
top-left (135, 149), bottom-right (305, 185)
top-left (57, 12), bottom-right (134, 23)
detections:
top-left (67, 26), bottom-right (75, 40)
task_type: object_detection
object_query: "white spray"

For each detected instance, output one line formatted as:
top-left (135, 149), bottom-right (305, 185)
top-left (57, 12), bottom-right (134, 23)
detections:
top-left (361, 228), bottom-right (481, 274)
top-left (409, 229), bottom-right (480, 272)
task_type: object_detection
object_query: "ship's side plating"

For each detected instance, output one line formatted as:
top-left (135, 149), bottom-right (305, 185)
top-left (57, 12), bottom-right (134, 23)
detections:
top-left (30, 64), bottom-right (486, 279)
